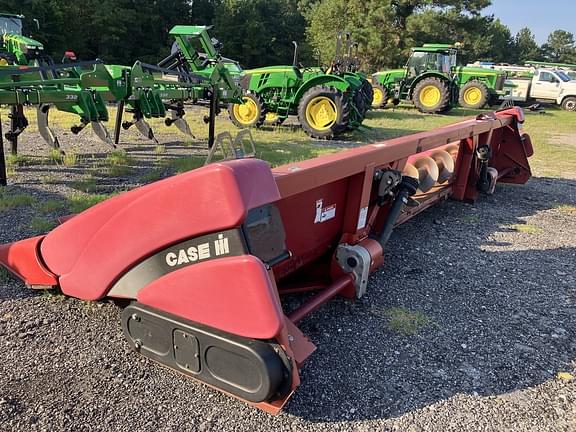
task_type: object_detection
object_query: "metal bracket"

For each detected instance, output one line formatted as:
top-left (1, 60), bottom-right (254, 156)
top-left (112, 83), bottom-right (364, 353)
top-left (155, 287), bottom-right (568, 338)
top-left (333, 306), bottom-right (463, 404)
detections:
top-left (205, 129), bottom-right (256, 165)
top-left (335, 244), bottom-right (371, 298)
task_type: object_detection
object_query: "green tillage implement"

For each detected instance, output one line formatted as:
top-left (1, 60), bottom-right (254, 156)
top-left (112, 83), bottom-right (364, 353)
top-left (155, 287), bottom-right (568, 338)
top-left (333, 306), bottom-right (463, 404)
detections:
top-left (371, 44), bottom-right (506, 113)
top-left (0, 24), bottom-right (242, 155)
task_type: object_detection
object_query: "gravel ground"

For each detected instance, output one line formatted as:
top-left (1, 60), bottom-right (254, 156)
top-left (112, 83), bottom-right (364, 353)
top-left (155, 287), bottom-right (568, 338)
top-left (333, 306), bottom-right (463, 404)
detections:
top-left (1, 122), bottom-right (575, 432)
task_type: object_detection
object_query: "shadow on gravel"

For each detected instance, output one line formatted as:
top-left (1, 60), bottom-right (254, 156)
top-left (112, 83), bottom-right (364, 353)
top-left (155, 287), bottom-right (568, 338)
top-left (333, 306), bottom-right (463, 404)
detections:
top-left (285, 176), bottom-right (576, 421)
top-left (0, 176), bottom-right (574, 423)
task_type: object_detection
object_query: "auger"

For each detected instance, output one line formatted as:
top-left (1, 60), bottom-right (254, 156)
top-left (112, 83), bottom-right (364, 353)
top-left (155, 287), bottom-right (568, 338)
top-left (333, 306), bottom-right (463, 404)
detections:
top-left (0, 107), bottom-right (532, 413)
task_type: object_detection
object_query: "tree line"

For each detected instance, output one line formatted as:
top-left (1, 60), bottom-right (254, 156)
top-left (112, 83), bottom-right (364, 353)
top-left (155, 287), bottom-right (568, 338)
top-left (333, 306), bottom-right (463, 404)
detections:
top-left (4, 0), bottom-right (576, 71)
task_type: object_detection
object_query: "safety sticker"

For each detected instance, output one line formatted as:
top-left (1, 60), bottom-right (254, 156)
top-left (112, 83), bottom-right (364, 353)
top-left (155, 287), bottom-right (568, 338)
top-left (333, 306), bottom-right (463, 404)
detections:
top-left (314, 199), bottom-right (336, 223)
top-left (357, 206), bottom-right (368, 229)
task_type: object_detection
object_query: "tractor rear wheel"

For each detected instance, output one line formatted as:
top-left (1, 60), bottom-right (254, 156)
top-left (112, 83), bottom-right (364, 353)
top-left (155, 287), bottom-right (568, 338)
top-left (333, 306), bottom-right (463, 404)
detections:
top-left (561, 96), bottom-right (576, 111)
top-left (412, 77), bottom-right (450, 113)
top-left (228, 93), bottom-right (266, 128)
top-left (371, 83), bottom-right (388, 109)
top-left (298, 86), bottom-right (349, 139)
top-left (459, 81), bottom-right (489, 109)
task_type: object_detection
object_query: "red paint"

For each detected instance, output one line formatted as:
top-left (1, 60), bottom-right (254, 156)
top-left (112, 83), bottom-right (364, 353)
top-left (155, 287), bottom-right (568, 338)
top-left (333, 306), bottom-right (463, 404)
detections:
top-left (0, 236), bottom-right (57, 287)
top-left (138, 256), bottom-right (284, 340)
top-left (39, 159), bottom-right (279, 300)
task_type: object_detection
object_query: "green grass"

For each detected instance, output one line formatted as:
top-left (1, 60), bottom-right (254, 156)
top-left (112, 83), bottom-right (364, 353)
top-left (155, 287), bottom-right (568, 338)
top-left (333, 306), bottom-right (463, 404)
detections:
top-left (462, 214), bottom-right (480, 223)
top-left (5, 103), bottom-right (576, 181)
top-left (140, 168), bottom-right (165, 183)
top-left (383, 307), bottom-right (431, 336)
top-left (509, 223), bottom-right (542, 234)
top-left (63, 152), bottom-right (81, 167)
top-left (37, 199), bottom-right (68, 214)
top-left (39, 174), bottom-right (60, 185)
top-left (6, 154), bottom-right (32, 167)
top-left (46, 149), bottom-right (64, 164)
top-left (162, 156), bottom-right (205, 173)
top-left (0, 191), bottom-right (35, 211)
top-left (68, 194), bottom-right (110, 213)
top-left (102, 150), bottom-right (134, 177)
top-left (29, 216), bottom-right (58, 233)
top-left (71, 176), bottom-right (98, 193)
top-left (555, 204), bottom-right (576, 215)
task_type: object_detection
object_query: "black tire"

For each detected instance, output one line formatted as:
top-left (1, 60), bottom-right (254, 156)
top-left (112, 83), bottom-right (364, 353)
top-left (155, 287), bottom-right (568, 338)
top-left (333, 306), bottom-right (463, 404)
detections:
top-left (360, 79), bottom-right (374, 112)
top-left (371, 83), bottom-right (388, 109)
top-left (228, 93), bottom-right (266, 128)
top-left (0, 51), bottom-right (17, 65)
top-left (297, 85), bottom-right (350, 139)
top-left (458, 80), bottom-right (490, 109)
top-left (561, 96), bottom-right (576, 111)
top-left (412, 77), bottom-right (450, 113)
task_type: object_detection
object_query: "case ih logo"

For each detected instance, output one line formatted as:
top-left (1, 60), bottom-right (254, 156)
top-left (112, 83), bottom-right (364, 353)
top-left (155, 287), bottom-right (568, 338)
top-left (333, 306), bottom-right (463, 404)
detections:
top-left (165, 233), bottom-right (230, 267)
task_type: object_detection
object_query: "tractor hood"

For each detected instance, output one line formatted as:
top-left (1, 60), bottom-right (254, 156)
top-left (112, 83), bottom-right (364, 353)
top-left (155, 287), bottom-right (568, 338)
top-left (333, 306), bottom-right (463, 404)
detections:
top-left (6, 33), bottom-right (44, 50)
top-left (456, 65), bottom-right (502, 76)
top-left (245, 65), bottom-right (298, 75)
top-left (373, 69), bottom-right (404, 78)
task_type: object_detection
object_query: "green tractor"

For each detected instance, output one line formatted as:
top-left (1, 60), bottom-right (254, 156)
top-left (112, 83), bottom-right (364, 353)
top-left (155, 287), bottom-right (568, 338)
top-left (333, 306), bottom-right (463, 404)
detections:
top-left (327, 32), bottom-right (373, 119)
top-left (227, 40), bottom-right (367, 140)
top-left (0, 13), bottom-right (47, 66)
top-left (371, 44), bottom-right (507, 113)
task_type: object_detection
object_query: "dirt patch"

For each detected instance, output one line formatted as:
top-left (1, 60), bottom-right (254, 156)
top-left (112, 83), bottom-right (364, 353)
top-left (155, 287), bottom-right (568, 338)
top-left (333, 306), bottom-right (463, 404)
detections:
top-left (549, 133), bottom-right (576, 147)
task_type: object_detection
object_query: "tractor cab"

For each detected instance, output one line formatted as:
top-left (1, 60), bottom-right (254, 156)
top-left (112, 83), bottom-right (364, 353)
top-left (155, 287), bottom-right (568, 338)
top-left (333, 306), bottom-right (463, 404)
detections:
top-left (0, 13), bottom-right (23, 35)
top-left (404, 44), bottom-right (457, 84)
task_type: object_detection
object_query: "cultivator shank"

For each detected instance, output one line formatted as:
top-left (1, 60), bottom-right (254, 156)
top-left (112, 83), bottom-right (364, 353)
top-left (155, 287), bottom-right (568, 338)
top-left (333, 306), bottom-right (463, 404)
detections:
top-left (0, 108), bottom-right (532, 413)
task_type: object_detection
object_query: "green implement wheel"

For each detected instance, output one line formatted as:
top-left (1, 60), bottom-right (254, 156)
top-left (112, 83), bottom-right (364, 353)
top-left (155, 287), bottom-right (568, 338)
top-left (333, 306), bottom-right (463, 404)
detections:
top-left (458, 80), bottom-right (489, 109)
top-left (228, 93), bottom-right (266, 128)
top-left (371, 83), bottom-right (388, 109)
top-left (412, 77), bottom-right (451, 114)
top-left (298, 85), bottom-right (350, 139)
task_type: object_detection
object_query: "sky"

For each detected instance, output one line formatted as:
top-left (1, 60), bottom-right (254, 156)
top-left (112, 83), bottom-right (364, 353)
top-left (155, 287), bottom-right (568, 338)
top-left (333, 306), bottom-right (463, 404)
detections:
top-left (483, 0), bottom-right (576, 44)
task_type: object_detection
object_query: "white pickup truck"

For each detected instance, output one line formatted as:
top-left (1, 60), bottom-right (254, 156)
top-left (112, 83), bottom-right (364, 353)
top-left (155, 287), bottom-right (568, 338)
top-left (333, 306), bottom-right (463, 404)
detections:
top-left (502, 69), bottom-right (576, 111)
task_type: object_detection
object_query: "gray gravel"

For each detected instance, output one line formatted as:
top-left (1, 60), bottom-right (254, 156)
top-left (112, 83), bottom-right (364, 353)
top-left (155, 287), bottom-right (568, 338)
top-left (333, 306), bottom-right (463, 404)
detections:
top-left (1, 122), bottom-right (575, 431)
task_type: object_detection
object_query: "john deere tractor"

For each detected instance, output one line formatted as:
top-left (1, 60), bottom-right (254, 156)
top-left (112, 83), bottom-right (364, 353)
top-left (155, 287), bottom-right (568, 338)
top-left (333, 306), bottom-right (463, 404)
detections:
top-left (228, 41), bottom-right (367, 140)
top-left (372, 44), bottom-right (506, 113)
top-left (0, 13), bottom-right (46, 66)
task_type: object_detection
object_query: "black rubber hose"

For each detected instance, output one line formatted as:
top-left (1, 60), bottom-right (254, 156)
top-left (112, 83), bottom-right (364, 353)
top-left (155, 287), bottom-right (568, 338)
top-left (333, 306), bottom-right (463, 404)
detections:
top-left (376, 176), bottom-right (419, 247)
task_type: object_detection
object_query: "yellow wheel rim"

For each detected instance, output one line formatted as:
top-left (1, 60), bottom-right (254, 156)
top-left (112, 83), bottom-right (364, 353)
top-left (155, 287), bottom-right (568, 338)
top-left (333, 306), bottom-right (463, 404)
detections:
top-left (233, 97), bottom-right (259, 125)
top-left (372, 88), bottom-right (384, 106)
top-left (305, 96), bottom-right (337, 131)
top-left (265, 112), bottom-right (279, 123)
top-left (420, 85), bottom-right (441, 108)
top-left (463, 87), bottom-right (482, 106)
top-left (0, 59), bottom-right (8, 66)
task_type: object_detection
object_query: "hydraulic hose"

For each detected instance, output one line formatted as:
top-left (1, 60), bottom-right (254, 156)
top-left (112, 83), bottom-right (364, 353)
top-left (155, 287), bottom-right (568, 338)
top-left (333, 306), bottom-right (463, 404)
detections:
top-left (376, 176), bottom-right (419, 247)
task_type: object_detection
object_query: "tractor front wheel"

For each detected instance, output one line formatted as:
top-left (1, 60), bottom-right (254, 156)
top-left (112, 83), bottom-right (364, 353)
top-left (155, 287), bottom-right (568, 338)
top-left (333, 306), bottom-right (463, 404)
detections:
top-left (412, 77), bottom-right (450, 114)
top-left (228, 93), bottom-right (266, 128)
top-left (0, 51), bottom-right (17, 66)
top-left (561, 96), bottom-right (576, 111)
top-left (371, 83), bottom-right (388, 109)
top-left (459, 81), bottom-right (489, 109)
top-left (298, 86), bottom-right (349, 139)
